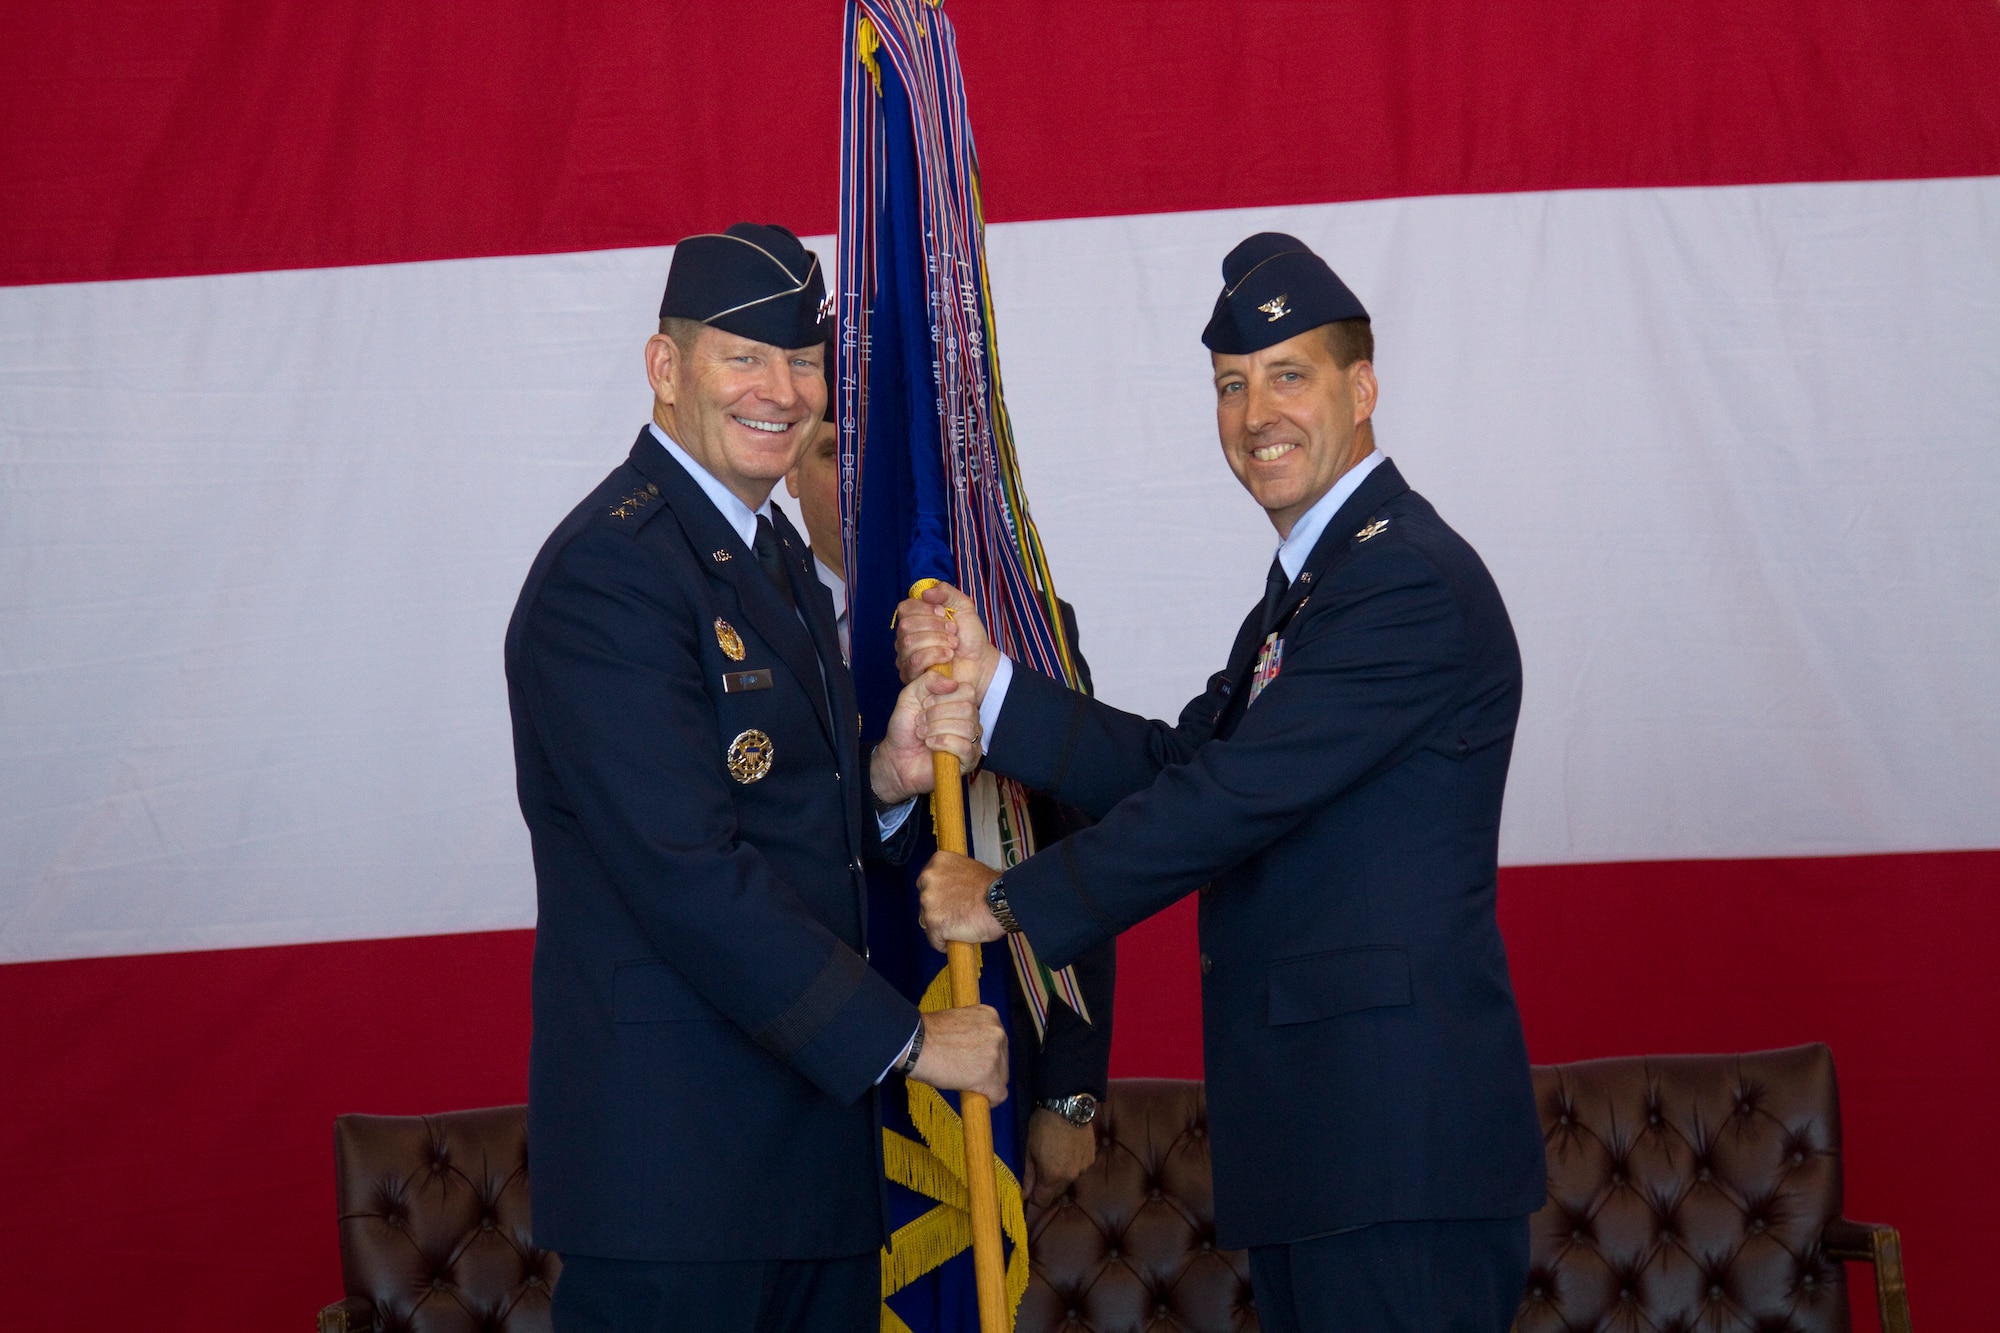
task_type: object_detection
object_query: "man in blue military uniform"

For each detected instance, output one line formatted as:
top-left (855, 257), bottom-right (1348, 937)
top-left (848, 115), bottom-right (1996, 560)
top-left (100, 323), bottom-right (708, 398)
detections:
top-left (900, 234), bottom-right (1545, 1332)
top-left (506, 223), bottom-right (1007, 1333)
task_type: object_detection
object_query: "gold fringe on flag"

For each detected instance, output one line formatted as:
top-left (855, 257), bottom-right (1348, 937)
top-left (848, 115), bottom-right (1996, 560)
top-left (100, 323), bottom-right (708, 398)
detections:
top-left (878, 962), bottom-right (1032, 1324)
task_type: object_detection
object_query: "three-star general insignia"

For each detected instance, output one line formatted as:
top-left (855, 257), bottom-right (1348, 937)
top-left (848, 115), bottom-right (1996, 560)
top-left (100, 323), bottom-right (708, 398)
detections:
top-left (727, 729), bottom-right (775, 784)
top-left (1355, 517), bottom-right (1390, 542)
top-left (609, 482), bottom-right (659, 519)
top-left (1258, 293), bottom-right (1291, 322)
top-left (714, 618), bottom-right (746, 661)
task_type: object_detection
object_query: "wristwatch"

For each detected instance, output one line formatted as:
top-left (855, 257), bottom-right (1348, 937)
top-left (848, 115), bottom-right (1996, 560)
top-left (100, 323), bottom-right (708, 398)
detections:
top-left (985, 876), bottom-right (1023, 934)
top-left (1039, 1092), bottom-right (1099, 1128)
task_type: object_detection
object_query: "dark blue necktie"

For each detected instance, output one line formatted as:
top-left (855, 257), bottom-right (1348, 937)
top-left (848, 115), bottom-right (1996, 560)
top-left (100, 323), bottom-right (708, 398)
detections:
top-left (753, 514), bottom-right (794, 608)
top-left (1260, 555), bottom-right (1289, 635)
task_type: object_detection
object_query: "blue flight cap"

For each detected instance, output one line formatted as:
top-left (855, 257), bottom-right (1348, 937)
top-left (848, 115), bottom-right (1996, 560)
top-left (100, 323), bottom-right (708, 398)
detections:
top-left (1201, 232), bottom-right (1369, 354)
top-left (660, 223), bottom-right (831, 348)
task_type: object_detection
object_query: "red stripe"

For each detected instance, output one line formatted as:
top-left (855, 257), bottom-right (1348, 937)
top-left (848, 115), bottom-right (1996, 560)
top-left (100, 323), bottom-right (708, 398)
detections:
top-left (4, 0), bottom-right (1998, 285)
top-left (1, 849), bottom-right (1990, 1330)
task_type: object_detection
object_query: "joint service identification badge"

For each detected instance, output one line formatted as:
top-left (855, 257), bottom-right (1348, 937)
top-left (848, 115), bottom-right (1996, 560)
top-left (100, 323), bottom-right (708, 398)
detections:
top-left (727, 729), bottom-right (775, 784)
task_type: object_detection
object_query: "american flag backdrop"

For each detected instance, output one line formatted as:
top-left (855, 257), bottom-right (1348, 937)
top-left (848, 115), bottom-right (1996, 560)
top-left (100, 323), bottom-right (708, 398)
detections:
top-left (2, 3), bottom-right (1997, 1329)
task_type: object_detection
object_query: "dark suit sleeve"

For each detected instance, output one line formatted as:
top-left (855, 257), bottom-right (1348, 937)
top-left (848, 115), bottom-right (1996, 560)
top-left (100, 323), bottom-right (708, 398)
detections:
top-left (985, 662), bottom-right (1227, 820)
top-left (518, 523), bottom-right (917, 1104)
top-left (1025, 934), bottom-right (1116, 1101)
top-left (1014, 606), bottom-right (1116, 1102)
top-left (995, 541), bottom-right (1471, 969)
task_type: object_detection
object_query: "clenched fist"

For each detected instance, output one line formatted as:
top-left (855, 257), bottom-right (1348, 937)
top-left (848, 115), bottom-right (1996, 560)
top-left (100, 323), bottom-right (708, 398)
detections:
top-left (895, 581), bottom-right (1002, 700)
top-left (909, 1004), bottom-right (1011, 1104)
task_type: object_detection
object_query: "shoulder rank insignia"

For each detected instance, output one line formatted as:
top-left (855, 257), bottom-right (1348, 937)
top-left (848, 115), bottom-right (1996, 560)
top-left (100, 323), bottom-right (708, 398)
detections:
top-left (1258, 293), bottom-right (1291, 322)
top-left (714, 618), bottom-right (745, 661)
top-left (1355, 517), bottom-right (1390, 542)
top-left (609, 482), bottom-right (659, 520)
top-left (727, 729), bottom-right (775, 784)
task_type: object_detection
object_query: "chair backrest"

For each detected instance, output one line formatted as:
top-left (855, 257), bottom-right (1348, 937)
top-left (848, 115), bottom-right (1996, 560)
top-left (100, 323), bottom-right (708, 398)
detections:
top-left (333, 1105), bottom-right (558, 1333)
top-left (1519, 1043), bottom-right (1852, 1333)
top-left (1020, 1078), bottom-right (1258, 1332)
top-left (330, 1046), bottom-right (1852, 1333)
top-left (1021, 1045), bottom-right (1855, 1333)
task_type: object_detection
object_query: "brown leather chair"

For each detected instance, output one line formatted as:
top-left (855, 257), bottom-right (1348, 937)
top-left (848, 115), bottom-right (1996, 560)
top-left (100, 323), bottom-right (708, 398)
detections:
top-left (318, 1106), bottom-right (559, 1333)
top-left (321, 1045), bottom-right (1910, 1333)
top-left (1022, 1045), bottom-right (1910, 1333)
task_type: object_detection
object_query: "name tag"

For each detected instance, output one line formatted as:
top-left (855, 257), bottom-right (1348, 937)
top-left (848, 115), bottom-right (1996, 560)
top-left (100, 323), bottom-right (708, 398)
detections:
top-left (722, 669), bottom-right (773, 694)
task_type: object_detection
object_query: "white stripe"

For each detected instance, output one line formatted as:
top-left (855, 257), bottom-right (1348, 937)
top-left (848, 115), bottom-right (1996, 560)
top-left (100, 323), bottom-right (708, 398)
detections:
top-left (2, 177), bottom-right (1995, 962)
top-left (986, 177), bottom-right (2000, 868)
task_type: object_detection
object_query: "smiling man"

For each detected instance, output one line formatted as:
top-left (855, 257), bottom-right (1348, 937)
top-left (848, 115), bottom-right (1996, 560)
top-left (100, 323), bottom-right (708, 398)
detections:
top-left (896, 234), bottom-right (1546, 1332)
top-left (505, 223), bottom-right (1008, 1333)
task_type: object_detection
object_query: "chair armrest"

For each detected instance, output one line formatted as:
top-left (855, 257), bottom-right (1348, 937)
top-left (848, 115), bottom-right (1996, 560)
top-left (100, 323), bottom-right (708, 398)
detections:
top-left (1823, 1218), bottom-right (1911, 1333)
top-left (317, 1296), bottom-right (375, 1333)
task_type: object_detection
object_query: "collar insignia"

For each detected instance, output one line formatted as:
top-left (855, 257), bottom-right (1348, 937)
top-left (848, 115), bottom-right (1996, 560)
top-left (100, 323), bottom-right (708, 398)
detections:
top-left (1355, 517), bottom-right (1390, 542)
top-left (711, 548), bottom-right (733, 563)
top-left (714, 618), bottom-right (746, 661)
top-left (1258, 293), bottom-right (1291, 322)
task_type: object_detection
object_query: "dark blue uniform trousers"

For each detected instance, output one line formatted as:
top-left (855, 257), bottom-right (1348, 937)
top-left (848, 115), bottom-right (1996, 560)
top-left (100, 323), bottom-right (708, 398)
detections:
top-left (1248, 1217), bottom-right (1529, 1333)
top-left (551, 1252), bottom-right (877, 1333)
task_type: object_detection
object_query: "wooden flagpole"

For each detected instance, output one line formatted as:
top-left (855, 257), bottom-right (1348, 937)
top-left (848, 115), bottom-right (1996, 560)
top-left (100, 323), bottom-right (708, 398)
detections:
top-left (919, 621), bottom-right (1010, 1332)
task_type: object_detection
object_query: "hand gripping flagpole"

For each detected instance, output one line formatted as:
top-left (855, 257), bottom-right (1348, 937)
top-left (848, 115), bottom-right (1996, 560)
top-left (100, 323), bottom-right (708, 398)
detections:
top-left (911, 578), bottom-right (1009, 1333)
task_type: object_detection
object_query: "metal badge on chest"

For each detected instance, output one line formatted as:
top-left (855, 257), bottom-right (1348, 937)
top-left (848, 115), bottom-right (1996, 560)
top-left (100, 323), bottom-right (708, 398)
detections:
top-left (714, 618), bottom-right (745, 661)
top-left (727, 729), bottom-right (775, 784)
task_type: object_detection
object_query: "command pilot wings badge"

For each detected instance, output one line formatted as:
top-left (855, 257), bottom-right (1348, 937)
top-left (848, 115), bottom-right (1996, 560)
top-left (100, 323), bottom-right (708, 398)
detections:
top-left (1355, 517), bottom-right (1390, 542)
top-left (714, 618), bottom-right (746, 661)
top-left (1257, 293), bottom-right (1291, 322)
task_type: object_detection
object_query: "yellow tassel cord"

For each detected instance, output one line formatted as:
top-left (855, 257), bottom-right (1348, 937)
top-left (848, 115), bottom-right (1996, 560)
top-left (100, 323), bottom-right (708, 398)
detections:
top-left (879, 964), bottom-right (1032, 1323)
top-left (856, 18), bottom-right (883, 97)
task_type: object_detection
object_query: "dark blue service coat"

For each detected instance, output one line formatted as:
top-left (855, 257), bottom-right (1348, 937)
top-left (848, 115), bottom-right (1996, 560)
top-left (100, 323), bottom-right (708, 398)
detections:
top-left (505, 427), bottom-right (919, 1262)
top-left (988, 459), bottom-right (1545, 1249)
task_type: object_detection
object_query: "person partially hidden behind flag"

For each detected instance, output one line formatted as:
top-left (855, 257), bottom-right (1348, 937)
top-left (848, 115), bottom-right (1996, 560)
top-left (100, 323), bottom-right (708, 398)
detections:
top-left (787, 404), bottom-right (1119, 1207)
top-left (505, 222), bottom-right (1009, 1333)
top-left (898, 234), bottom-right (1546, 1332)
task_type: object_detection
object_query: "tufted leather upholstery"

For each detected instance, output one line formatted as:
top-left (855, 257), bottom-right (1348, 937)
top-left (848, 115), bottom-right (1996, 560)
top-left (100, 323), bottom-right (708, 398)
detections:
top-left (1519, 1044), bottom-right (1855, 1333)
top-left (320, 1106), bottom-right (559, 1333)
top-left (323, 1047), bottom-right (1908, 1333)
top-left (1016, 1046), bottom-right (1907, 1333)
top-left (1020, 1079), bottom-right (1258, 1333)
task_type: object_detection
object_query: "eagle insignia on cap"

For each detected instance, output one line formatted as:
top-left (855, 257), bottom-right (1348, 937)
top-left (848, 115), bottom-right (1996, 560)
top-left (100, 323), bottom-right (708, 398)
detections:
top-left (727, 729), bottom-right (775, 784)
top-left (714, 618), bottom-right (746, 661)
top-left (1257, 293), bottom-right (1291, 322)
top-left (1355, 517), bottom-right (1390, 542)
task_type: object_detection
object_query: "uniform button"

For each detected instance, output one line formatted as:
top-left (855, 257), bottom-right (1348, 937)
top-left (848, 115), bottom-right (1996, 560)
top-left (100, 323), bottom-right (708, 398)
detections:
top-left (1199, 883), bottom-right (1211, 897)
top-left (1200, 954), bottom-right (1213, 976)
